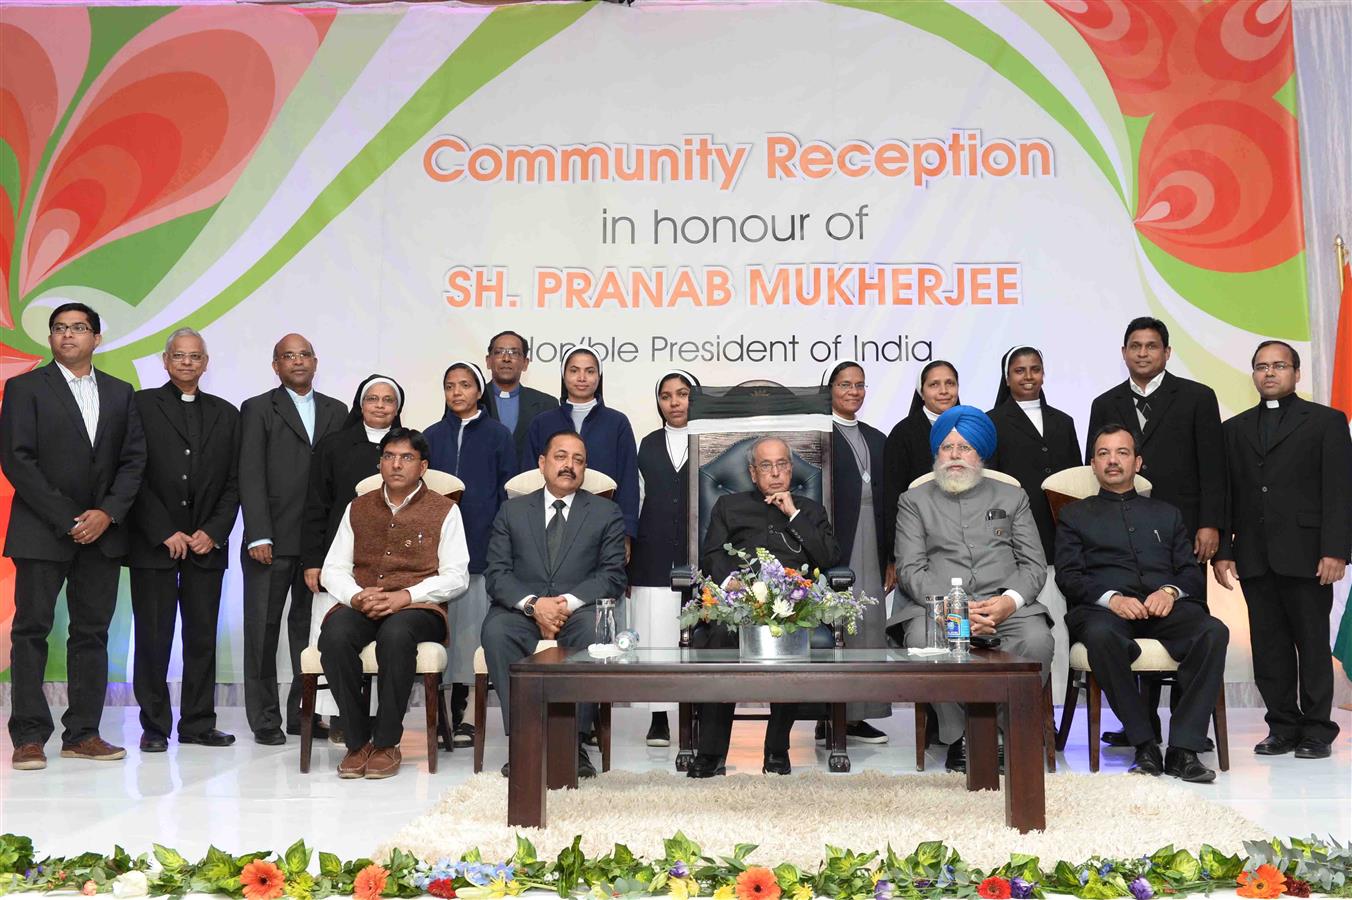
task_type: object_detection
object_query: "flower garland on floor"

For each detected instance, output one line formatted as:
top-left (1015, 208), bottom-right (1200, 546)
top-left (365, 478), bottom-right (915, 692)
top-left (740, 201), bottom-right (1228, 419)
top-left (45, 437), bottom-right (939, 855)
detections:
top-left (1, 834), bottom-right (1348, 900)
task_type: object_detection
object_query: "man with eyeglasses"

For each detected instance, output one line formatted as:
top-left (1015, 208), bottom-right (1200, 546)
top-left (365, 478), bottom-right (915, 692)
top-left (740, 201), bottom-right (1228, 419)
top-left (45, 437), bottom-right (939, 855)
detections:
top-left (1214, 340), bottom-right (1351, 761)
top-left (481, 330), bottom-right (558, 465)
top-left (317, 429), bottom-right (469, 779)
top-left (124, 327), bottom-right (240, 753)
top-left (238, 333), bottom-right (346, 745)
top-left (687, 436), bottom-right (841, 777)
top-left (888, 406), bottom-right (1053, 774)
top-left (1, 302), bottom-right (146, 771)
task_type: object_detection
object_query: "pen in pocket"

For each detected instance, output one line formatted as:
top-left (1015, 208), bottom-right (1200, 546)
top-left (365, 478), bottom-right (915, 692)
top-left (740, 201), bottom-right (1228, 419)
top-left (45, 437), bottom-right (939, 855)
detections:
top-left (1154, 529), bottom-right (1161, 542)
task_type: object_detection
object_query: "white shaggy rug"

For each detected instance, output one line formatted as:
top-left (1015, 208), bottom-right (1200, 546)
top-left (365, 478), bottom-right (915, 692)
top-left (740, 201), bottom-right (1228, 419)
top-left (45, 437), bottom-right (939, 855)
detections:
top-left (378, 771), bottom-right (1267, 869)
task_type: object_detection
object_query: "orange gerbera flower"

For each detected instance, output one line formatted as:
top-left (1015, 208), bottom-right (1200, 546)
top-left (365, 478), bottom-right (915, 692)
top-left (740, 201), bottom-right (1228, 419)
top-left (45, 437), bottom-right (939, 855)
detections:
top-left (702, 587), bottom-right (717, 607)
top-left (1237, 865), bottom-right (1286, 899)
top-left (735, 867), bottom-right (781, 900)
top-left (353, 864), bottom-right (389, 900)
top-left (240, 860), bottom-right (286, 900)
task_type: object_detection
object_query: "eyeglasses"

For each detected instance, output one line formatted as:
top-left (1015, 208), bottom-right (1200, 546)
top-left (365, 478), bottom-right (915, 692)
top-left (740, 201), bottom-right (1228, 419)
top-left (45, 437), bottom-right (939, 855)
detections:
top-left (489, 348), bottom-right (523, 359)
top-left (50, 323), bottom-right (93, 335)
top-left (939, 442), bottom-right (976, 456)
top-left (834, 381), bottom-right (866, 391)
top-left (754, 461), bottom-right (792, 473)
top-left (168, 352), bottom-right (205, 363)
top-left (276, 350), bottom-right (315, 362)
top-left (1253, 362), bottom-right (1293, 374)
top-left (380, 452), bottom-right (419, 464)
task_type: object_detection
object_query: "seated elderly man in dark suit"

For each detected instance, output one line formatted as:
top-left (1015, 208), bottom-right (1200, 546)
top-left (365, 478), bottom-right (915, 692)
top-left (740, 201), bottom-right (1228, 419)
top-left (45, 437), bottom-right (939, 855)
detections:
top-left (688, 436), bottom-right (841, 779)
top-left (481, 430), bottom-right (628, 778)
top-left (1056, 424), bottom-right (1227, 784)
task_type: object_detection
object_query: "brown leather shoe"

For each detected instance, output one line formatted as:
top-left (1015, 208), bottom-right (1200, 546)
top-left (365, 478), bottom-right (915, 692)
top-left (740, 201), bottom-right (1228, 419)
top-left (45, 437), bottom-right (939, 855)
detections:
top-left (12, 743), bottom-right (47, 770)
top-left (363, 746), bottom-right (402, 779)
top-left (60, 736), bottom-right (126, 761)
top-left (337, 743), bottom-right (374, 779)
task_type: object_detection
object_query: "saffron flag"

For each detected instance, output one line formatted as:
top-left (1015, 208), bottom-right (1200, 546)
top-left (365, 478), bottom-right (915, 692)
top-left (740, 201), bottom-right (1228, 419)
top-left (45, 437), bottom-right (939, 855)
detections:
top-left (1330, 244), bottom-right (1352, 684)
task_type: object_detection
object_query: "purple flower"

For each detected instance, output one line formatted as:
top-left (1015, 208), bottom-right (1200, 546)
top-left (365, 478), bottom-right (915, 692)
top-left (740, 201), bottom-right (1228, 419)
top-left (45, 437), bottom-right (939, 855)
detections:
top-left (1099, 863), bottom-right (1113, 878)
top-left (1010, 877), bottom-right (1035, 899)
top-left (875, 880), bottom-right (893, 900)
top-left (1128, 878), bottom-right (1152, 900)
top-left (914, 880), bottom-right (932, 889)
top-left (669, 862), bottom-right (689, 879)
top-left (1077, 870), bottom-right (1089, 887)
top-left (790, 587), bottom-right (807, 601)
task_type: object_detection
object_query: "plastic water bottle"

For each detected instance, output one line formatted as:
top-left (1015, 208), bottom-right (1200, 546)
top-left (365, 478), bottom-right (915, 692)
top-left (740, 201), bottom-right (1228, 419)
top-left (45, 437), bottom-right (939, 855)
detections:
top-left (944, 577), bottom-right (971, 657)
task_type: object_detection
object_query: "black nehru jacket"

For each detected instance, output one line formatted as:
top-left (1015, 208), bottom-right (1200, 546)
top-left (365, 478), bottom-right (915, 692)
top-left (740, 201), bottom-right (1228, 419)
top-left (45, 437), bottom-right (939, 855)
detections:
top-left (1084, 371), bottom-right (1226, 539)
top-left (628, 430), bottom-right (689, 588)
top-left (701, 491), bottom-right (840, 585)
top-left (1054, 490), bottom-right (1205, 607)
top-left (881, 408), bottom-right (934, 562)
top-left (987, 398), bottom-right (1081, 562)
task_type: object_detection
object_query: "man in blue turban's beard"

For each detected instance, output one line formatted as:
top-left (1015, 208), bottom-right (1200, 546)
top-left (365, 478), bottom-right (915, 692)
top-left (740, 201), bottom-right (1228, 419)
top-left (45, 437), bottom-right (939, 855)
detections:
top-left (885, 405), bottom-right (1055, 773)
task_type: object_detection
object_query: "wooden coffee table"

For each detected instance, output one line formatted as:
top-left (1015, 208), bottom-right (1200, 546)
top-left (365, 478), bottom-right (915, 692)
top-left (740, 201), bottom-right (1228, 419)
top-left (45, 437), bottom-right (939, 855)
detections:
top-left (507, 647), bottom-right (1046, 832)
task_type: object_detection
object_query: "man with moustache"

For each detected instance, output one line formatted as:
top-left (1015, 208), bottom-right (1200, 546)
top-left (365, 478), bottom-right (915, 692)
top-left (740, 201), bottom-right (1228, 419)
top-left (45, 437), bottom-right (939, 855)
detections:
top-left (1, 302), bottom-right (146, 770)
top-left (687, 436), bottom-right (842, 778)
top-left (238, 334), bottom-right (346, 745)
top-left (888, 406), bottom-right (1053, 773)
top-left (1084, 317), bottom-right (1226, 747)
top-left (1056, 425), bottom-right (1227, 783)
top-left (481, 431), bottom-right (628, 778)
top-left (1214, 341), bottom-right (1351, 760)
top-left (481, 330), bottom-right (558, 466)
top-left (128, 328), bottom-right (240, 751)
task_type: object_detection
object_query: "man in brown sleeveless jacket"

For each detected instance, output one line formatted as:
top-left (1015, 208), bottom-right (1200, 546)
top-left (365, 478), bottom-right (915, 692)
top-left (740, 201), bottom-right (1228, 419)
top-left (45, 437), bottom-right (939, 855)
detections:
top-left (317, 428), bottom-right (470, 779)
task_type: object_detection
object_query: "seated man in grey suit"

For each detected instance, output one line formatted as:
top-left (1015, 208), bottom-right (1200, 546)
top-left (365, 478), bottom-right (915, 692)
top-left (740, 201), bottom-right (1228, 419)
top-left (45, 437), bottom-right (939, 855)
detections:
top-left (482, 430), bottom-right (628, 778)
top-left (886, 405), bottom-right (1054, 773)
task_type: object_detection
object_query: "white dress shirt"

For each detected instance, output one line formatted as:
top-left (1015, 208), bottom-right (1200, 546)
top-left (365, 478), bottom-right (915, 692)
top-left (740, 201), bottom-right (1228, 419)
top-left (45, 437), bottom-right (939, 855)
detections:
top-left (517, 488), bottom-right (584, 613)
top-left (320, 483), bottom-right (471, 607)
top-left (56, 361), bottom-right (99, 442)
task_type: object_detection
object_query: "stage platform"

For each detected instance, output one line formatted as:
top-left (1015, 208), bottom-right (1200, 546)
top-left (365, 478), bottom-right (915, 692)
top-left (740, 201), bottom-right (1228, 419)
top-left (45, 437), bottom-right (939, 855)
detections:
top-left (3, 704), bottom-right (1347, 862)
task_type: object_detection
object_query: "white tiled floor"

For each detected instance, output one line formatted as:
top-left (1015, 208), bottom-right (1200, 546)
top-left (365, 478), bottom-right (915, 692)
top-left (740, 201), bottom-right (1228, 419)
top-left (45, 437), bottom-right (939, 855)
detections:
top-left (2, 704), bottom-right (1348, 862)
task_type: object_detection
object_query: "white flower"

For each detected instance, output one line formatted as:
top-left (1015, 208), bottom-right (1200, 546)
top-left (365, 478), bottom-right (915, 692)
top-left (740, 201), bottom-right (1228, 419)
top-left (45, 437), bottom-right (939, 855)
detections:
top-left (751, 582), bottom-right (769, 603)
top-left (772, 597), bottom-right (794, 619)
top-left (112, 872), bottom-right (149, 899)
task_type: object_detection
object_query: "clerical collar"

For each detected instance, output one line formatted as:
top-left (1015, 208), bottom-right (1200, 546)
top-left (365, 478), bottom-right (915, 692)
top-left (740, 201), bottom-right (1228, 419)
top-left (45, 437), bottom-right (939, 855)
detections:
top-left (285, 386), bottom-right (313, 403)
top-left (1130, 370), bottom-right (1166, 398)
top-left (1263, 394), bottom-right (1294, 409)
top-left (180, 392), bottom-right (197, 403)
top-left (1016, 398), bottom-right (1041, 411)
top-left (1097, 488), bottom-right (1138, 502)
top-left (923, 407), bottom-right (940, 424)
top-left (495, 383), bottom-right (519, 399)
top-left (832, 413), bottom-right (858, 427)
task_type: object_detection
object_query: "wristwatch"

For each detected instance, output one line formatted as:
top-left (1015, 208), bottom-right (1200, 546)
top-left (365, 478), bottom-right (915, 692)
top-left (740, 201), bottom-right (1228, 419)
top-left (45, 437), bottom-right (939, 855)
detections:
top-left (1161, 586), bottom-right (1180, 600)
top-left (523, 597), bottom-right (538, 618)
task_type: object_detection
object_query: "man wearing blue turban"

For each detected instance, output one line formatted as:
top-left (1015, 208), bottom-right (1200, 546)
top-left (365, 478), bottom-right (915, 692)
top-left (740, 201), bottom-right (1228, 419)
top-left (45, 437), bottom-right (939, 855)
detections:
top-left (886, 405), bottom-right (1055, 773)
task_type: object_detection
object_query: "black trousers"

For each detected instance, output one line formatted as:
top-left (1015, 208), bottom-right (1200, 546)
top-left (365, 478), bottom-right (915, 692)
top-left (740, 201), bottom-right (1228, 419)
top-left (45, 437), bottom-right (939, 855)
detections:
top-left (1241, 571), bottom-right (1339, 743)
top-left (480, 604), bottom-right (596, 735)
top-left (1067, 601), bottom-right (1228, 751)
top-left (8, 549), bottom-right (120, 746)
top-left (690, 623), bottom-right (798, 757)
top-left (130, 564), bottom-right (225, 739)
top-left (317, 605), bottom-right (447, 751)
top-left (240, 551), bottom-right (313, 733)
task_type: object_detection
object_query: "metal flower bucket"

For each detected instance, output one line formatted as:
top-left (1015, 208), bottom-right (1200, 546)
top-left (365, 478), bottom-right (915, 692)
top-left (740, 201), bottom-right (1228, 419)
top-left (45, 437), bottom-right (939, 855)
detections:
top-left (739, 624), bottom-right (811, 660)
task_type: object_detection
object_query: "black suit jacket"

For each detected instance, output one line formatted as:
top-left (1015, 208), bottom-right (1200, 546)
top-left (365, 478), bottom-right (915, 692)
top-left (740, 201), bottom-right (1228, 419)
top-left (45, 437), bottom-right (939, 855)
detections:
top-left (484, 489), bottom-right (628, 607)
top-left (1084, 371), bottom-right (1226, 538)
top-left (701, 491), bottom-right (840, 585)
top-left (0, 362), bottom-right (146, 561)
top-left (483, 384), bottom-right (558, 467)
top-left (127, 383), bottom-right (240, 570)
top-left (1216, 396), bottom-right (1352, 578)
top-left (1054, 491), bottom-right (1205, 608)
top-left (831, 421), bottom-right (887, 582)
top-left (987, 399), bottom-right (1081, 561)
top-left (238, 385), bottom-right (345, 557)
top-left (881, 408), bottom-right (934, 564)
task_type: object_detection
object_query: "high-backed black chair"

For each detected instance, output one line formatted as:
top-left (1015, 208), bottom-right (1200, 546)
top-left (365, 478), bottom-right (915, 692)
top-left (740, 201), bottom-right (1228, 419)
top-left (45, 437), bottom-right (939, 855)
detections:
top-left (669, 381), bottom-right (855, 773)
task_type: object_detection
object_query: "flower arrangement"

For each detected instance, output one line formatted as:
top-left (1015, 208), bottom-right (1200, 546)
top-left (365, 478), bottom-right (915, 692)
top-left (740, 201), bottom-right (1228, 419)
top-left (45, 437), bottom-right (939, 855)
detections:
top-left (678, 546), bottom-right (875, 636)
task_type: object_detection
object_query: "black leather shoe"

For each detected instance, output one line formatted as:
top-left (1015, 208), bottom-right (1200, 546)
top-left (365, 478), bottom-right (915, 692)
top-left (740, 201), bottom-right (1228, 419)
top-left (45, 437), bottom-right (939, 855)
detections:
top-left (686, 754), bottom-right (726, 778)
top-left (286, 719), bottom-right (329, 739)
top-left (500, 761), bottom-right (510, 778)
top-left (1101, 729), bottom-right (1132, 747)
top-left (1164, 746), bottom-right (1216, 783)
top-left (139, 733), bottom-right (168, 753)
top-left (1294, 738), bottom-right (1332, 759)
top-left (645, 715), bottom-right (670, 748)
top-left (762, 751), bottom-right (791, 775)
top-left (945, 737), bottom-right (967, 773)
top-left (577, 745), bottom-right (597, 779)
top-left (179, 729), bottom-right (236, 747)
top-left (1254, 734), bottom-right (1299, 755)
top-left (253, 728), bottom-right (286, 746)
top-left (1128, 742), bottom-right (1163, 776)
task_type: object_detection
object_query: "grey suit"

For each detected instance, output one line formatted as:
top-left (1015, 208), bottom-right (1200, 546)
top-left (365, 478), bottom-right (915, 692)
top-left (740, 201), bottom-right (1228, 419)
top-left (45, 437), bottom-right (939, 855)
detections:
top-left (237, 385), bottom-right (345, 734)
top-left (889, 476), bottom-right (1054, 742)
top-left (481, 488), bottom-right (627, 733)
